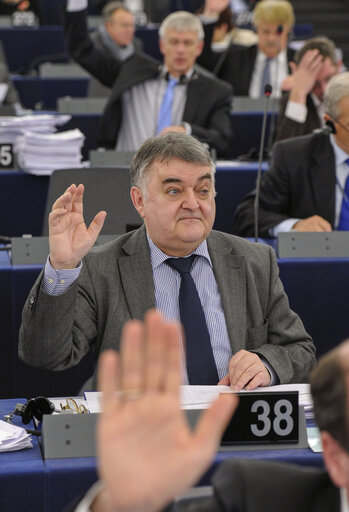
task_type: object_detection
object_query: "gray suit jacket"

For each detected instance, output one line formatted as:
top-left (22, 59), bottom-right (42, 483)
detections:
top-left (19, 227), bottom-right (315, 388)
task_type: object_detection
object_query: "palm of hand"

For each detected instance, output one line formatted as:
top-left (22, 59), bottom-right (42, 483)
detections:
top-left (99, 395), bottom-right (213, 512)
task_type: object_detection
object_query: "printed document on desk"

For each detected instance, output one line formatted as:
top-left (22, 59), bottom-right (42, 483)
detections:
top-left (85, 383), bottom-right (312, 414)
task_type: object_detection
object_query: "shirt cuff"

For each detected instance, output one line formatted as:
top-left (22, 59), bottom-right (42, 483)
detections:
top-left (285, 100), bottom-right (308, 123)
top-left (42, 256), bottom-right (82, 296)
top-left (270, 218), bottom-right (301, 237)
top-left (66, 0), bottom-right (88, 12)
top-left (258, 355), bottom-right (279, 386)
top-left (73, 480), bottom-right (103, 512)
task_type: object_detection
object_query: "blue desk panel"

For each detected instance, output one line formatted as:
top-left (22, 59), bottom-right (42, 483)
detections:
top-left (0, 27), bottom-right (66, 72)
top-left (13, 76), bottom-right (89, 110)
top-left (0, 399), bottom-right (46, 512)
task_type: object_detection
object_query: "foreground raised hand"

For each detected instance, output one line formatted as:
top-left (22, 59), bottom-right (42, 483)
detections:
top-left (93, 310), bottom-right (238, 512)
top-left (49, 184), bottom-right (106, 269)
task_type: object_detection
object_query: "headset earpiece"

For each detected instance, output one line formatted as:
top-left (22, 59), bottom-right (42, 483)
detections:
top-left (14, 396), bottom-right (55, 424)
top-left (325, 119), bottom-right (336, 134)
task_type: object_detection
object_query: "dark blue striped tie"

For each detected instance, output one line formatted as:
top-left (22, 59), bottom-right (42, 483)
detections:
top-left (337, 158), bottom-right (349, 230)
top-left (165, 255), bottom-right (219, 385)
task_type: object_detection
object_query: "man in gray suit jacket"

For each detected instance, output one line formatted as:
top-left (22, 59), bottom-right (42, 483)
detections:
top-left (19, 133), bottom-right (315, 390)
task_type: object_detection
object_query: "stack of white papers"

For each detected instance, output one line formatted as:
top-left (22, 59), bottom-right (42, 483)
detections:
top-left (15, 129), bottom-right (85, 175)
top-left (0, 114), bottom-right (71, 144)
top-left (0, 420), bottom-right (32, 452)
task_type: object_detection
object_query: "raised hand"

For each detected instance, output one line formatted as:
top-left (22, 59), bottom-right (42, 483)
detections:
top-left (93, 310), bottom-right (238, 512)
top-left (49, 183), bottom-right (106, 270)
top-left (288, 50), bottom-right (325, 102)
top-left (203, 0), bottom-right (231, 17)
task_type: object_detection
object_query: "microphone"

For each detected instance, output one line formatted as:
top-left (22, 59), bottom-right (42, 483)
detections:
top-left (254, 84), bottom-right (272, 242)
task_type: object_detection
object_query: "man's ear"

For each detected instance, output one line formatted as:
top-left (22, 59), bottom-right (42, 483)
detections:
top-left (130, 187), bottom-right (145, 218)
top-left (322, 431), bottom-right (349, 488)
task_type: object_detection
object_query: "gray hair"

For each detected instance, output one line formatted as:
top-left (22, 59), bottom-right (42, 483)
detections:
top-left (102, 1), bottom-right (131, 22)
top-left (159, 11), bottom-right (204, 41)
top-left (295, 36), bottom-right (337, 66)
top-left (323, 72), bottom-right (349, 119)
top-left (130, 133), bottom-right (215, 193)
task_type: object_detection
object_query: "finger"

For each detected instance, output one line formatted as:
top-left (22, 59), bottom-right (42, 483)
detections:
top-left (144, 310), bottom-right (167, 392)
top-left (194, 393), bottom-right (238, 451)
top-left (164, 321), bottom-right (182, 395)
top-left (49, 206), bottom-right (72, 227)
top-left (87, 211), bottom-right (107, 241)
top-left (98, 350), bottom-right (121, 414)
top-left (245, 368), bottom-right (270, 390)
top-left (229, 352), bottom-right (260, 390)
top-left (51, 189), bottom-right (74, 213)
top-left (70, 183), bottom-right (85, 213)
top-left (227, 350), bottom-right (247, 386)
top-left (218, 374), bottom-right (230, 386)
top-left (121, 320), bottom-right (144, 393)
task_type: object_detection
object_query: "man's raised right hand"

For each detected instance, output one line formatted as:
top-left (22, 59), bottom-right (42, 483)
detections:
top-left (49, 183), bottom-right (106, 270)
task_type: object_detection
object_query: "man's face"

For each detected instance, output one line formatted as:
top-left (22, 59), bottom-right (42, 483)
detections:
top-left (131, 158), bottom-right (216, 257)
top-left (312, 57), bottom-right (338, 102)
top-left (256, 22), bottom-right (290, 58)
top-left (331, 96), bottom-right (349, 154)
top-left (106, 9), bottom-right (135, 47)
top-left (159, 29), bottom-right (203, 77)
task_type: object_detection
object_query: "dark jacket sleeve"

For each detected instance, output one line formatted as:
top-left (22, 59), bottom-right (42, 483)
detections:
top-left (63, 7), bottom-right (122, 87)
top-left (233, 141), bottom-right (299, 237)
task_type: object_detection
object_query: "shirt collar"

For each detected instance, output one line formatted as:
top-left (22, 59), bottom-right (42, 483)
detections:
top-left (257, 48), bottom-right (287, 65)
top-left (330, 134), bottom-right (349, 166)
top-left (162, 66), bottom-right (194, 81)
top-left (340, 487), bottom-right (349, 512)
top-left (147, 234), bottom-right (212, 269)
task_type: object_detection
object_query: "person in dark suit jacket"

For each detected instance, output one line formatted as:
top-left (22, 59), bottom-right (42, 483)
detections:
top-left (63, 0), bottom-right (233, 157)
top-left (19, 133), bottom-right (315, 392)
top-left (275, 37), bottom-right (340, 143)
top-left (198, 0), bottom-right (295, 98)
top-left (71, 312), bottom-right (349, 512)
top-left (233, 71), bottom-right (349, 237)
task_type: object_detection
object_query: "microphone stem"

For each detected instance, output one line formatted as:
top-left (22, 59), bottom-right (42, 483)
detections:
top-left (254, 93), bottom-right (270, 242)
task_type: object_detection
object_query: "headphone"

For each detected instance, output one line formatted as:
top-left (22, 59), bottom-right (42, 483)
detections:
top-left (158, 65), bottom-right (197, 85)
top-left (6, 397), bottom-right (55, 425)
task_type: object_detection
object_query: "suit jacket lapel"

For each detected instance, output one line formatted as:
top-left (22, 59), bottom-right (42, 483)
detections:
top-left (118, 226), bottom-right (156, 319)
top-left (309, 135), bottom-right (336, 226)
top-left (207, 233), bottom-right (246, 353)
top-left (183, 75), bottom-right (203, 124)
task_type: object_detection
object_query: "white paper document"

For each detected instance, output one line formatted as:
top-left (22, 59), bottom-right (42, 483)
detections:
top-left (85, 383), bottom-right (312, 414)
top-left (0, 419), bottom-right (32, 452)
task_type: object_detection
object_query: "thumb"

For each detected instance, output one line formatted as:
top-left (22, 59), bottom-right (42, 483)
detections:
top-left (87, 211), bottom-right (107, 242)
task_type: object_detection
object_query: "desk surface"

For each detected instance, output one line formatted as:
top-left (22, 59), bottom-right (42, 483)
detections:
top-left (0, 398), bottom-right (323, 512)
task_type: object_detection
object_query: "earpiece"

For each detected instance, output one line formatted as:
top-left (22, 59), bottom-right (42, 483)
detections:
top-left (13, 397), bottom-right (55, 424)
top-left (325, 119), bottom-right (336, 134)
